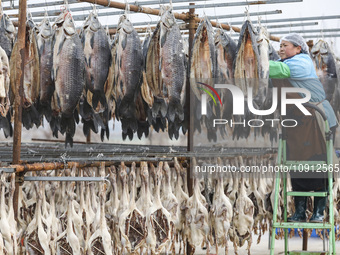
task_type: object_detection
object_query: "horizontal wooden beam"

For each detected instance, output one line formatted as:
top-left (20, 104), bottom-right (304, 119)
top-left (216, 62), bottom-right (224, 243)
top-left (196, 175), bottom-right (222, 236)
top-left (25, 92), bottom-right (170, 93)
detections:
top-left (80, 0), bottom-right (281, 41)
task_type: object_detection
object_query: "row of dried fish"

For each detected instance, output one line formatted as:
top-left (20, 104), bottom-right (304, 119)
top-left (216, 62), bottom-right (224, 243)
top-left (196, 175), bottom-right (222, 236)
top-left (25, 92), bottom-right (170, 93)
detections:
top-left (189, 17), bottom-right (280, 144)
top-left (311, 39), bottom-right (340, 118)
top-left (0, 7), bottom-right (187, 146)
top-left (1, 9), bottom-right (339, 146)
top-left (190, 17), bottom-right (340, 144)
top-left (1, 156), bottom-right (340, 254)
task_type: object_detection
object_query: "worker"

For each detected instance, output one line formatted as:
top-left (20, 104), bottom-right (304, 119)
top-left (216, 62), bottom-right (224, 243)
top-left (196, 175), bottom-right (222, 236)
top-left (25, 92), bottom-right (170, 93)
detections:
top-left (269, 33), bottom-right (338, 223)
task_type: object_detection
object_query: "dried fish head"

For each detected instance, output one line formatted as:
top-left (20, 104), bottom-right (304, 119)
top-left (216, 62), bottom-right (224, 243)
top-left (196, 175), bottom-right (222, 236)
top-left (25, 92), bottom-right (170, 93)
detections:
top-left (118, 14), bottom-right (134, 34)
top-left (53, 10), bottom-right (68, 28)
top-left (0, 13), bottom-right (15, 59)
top-left (2, 14), bottom-right (14, 34)
top-left (83, 11), bottom-right (101, 32)
top-left (63, 13), bottom-right (76, 36)
top-left (160, 5), bottom-right (175, 29)
top-left (38, 16), bottom-right (53, 39)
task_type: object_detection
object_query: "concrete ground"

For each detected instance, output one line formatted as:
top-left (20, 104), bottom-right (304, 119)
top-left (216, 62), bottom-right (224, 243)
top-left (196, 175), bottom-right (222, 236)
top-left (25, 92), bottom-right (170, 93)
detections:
top-left (194, 233), bottom-right (340, 254)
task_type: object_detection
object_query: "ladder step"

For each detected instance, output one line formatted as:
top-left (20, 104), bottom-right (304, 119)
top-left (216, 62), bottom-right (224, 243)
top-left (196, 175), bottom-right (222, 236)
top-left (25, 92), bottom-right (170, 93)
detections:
top-left (287, 191), bottom-right (328, 197)
top-left (273, 222), bottom-right (333, 229)
top-left (288, 251), bottom-right (328, 255)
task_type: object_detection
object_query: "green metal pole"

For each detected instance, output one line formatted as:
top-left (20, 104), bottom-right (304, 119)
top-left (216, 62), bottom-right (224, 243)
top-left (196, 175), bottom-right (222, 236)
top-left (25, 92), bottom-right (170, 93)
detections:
top-left (270, 137), bottom-right (283, 255)
top-left (284, 170), bottom-right (288, 254)
top-left (326, 123), bottom-right (335, 254)
top-left (271, 171), bottom-right (281, 255)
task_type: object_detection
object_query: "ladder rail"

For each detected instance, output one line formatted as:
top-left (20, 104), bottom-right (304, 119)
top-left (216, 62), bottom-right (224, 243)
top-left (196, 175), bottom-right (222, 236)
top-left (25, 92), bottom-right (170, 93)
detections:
top-left (270, 136), bottom-right (283, 255)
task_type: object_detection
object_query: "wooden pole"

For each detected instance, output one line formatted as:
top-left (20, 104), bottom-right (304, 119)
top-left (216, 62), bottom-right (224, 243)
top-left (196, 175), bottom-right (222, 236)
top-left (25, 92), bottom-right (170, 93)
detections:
top-left (12, 2), bottom-right (26, 164)
top-left (302, 229), bottom-right (308, 250)
top-left (80, 0), bottom-right (188, 20)
top-left (11, 161), bottom-right (111, 173)
top-left (186, 4), bottom-right (195, 255)
top-left (187, 3), bottom-right (195, 170)
top-left (86, 132), bottom-right (91, 143)
top-left (9, 159), bottom-right (184, 173)
top-left (12, 0), bottom-right (26, 222)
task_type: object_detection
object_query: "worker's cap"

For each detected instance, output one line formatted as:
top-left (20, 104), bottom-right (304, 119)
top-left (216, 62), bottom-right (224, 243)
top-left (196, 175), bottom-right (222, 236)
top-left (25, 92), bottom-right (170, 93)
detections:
top-left (280, 33), bottom-right (309, 54)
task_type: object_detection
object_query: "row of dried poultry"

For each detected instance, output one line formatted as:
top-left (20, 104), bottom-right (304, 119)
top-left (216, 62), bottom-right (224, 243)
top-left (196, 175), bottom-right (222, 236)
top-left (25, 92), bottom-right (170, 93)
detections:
top-left (0, 5), bottom-right (338, 146)
top-left (1, 156), bottom-right (340, 254)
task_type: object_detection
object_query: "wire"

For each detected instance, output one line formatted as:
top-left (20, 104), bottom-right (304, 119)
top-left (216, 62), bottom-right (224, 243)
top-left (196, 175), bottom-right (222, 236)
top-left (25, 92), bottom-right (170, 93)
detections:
top-left (64, 0), bottom-right (69, 10)
top-left (228, 21), bottom-right (234, 37)
top-left (245, 7), bottom-right (250, 22)
top-left (202, 0), bottom-right (206, 17)
top-left (146, 13), bottom-right (152, 25)
top-left (93, 2), bottom-right (97, 14)
top-left (213, 4), bottom-right (219, 29)
top-left (124, 0), bottom-right (130, 20)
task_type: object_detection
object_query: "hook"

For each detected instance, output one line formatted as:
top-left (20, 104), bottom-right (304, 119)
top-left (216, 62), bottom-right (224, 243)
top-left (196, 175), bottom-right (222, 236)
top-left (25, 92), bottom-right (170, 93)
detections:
top-left (146, 14), bottom-right (152, 35)
top-left (213, 4), bottom-right (220, 29)
top-left (44, 0), bottom-right (49, 11)
top-left (43, 8), bottom-right (51, 24)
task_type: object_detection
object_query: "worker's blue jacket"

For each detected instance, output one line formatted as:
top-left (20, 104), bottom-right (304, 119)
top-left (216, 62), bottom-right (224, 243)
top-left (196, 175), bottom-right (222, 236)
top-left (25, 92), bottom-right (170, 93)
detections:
top-left (270, 53), bottom-right (337, 128)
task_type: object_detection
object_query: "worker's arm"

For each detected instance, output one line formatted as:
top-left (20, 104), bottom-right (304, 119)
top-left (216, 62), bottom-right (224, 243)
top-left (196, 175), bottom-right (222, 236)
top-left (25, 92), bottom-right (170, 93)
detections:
top-left (269, 60), bottom-right (291, 78)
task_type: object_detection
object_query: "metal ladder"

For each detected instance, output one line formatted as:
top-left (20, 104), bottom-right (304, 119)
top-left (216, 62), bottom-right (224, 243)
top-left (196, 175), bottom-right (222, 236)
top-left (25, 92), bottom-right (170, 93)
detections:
top-left (270, 104), bottom-right (335, 255)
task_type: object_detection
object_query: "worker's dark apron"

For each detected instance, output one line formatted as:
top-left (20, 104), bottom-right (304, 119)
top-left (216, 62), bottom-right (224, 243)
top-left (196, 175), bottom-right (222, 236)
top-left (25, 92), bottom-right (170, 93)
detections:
top-left (272, 79), bottom-right (328, 191)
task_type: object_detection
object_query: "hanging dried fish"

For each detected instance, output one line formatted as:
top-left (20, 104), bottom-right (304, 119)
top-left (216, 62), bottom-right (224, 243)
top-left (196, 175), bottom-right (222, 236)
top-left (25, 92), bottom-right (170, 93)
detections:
top-left (159, 6), bottom-right (186, 139)
top-left (311, 40), bottom-right (340, 115)
top-left (52, 11), bottom-right (85, 147)
top-left (145, 23), bottom-right (165, 118)
top-left (82, 11), bottom-right (111, 111)
top-left (190, 17), bottom-right (218, 141)
top-left (114, 14), bottom-right (143, 139)
top-left (0, 13), bottom-right (15, 59)
top-left (37, 15), bottom-right (55, 122)
top-left (0, 45), bottom-right (11, 138)
top-left (233, 19), bottom-right (262, 140)
top-left (214, 27), bottom-right (237, 130)
top-left (80, 11), bottom-right (112, 140)
top-left (10, 19), bottom-right (41, 130)
top-left (145, 23), bottom-right (168, 133)
top-left (255, 25), bottom-right (279, 143)
top-left (190, 17), bottom-right (216, 97)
